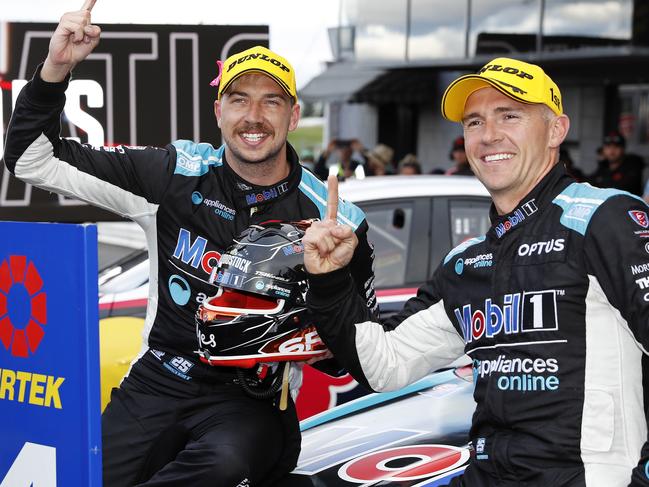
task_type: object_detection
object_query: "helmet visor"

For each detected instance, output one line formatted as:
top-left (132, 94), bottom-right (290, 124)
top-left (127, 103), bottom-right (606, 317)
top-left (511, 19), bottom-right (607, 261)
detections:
top-left (203, 288), bottom-right (285, 317)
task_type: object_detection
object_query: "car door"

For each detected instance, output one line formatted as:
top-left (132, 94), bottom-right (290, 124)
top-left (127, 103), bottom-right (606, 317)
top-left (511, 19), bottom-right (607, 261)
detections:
top-left (356, 197), bottom-right (430, 316)
top-left (358, 195), bottom-right (491, 317)
top-left (430, 196), bottom-right (492, 270)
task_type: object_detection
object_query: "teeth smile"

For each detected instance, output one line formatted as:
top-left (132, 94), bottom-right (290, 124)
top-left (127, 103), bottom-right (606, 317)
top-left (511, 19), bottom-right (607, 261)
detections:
top-left (484, 153), bottom-right (513, 162)
top-left (242, 133), bottom-right (266, 142)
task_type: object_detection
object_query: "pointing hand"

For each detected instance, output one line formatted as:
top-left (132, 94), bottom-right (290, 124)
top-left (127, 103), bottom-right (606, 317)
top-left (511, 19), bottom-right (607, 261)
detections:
top-left (42, 0), bottom-right (101, 82)
top-left (303, 175), bottom-right (358, 274)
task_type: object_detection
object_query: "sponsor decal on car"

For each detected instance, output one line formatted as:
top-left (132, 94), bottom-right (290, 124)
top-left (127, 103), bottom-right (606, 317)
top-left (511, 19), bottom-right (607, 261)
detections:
top-left (338, 444), bottom-right (469, 483)
top-left (296, 423), bottom-right (470, 484)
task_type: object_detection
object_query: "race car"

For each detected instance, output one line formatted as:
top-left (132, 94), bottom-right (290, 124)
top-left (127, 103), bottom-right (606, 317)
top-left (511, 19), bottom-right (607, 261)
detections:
top-left (287, 364), bottom-right (475, 485)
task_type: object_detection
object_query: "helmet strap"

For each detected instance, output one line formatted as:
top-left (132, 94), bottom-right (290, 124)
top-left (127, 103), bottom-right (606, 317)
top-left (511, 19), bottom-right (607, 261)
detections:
top-left (234, 361), bottom-right (289, 404)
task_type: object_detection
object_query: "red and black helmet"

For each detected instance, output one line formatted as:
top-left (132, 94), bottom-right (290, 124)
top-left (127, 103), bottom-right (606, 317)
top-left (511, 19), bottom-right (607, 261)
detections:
top-left (195, 220), bottom-right (328, 368)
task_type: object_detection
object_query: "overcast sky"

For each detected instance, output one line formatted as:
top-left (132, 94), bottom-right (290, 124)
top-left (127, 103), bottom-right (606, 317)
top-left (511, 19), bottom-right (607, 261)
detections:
top-left (0, 0), bottom-right (340, 89)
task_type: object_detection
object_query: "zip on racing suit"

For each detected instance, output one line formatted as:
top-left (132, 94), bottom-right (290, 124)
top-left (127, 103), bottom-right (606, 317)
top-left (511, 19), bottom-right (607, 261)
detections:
top-left (307, 162), bottom-right (649, 486)
top-left (3, 65), bottom-right (377, 486)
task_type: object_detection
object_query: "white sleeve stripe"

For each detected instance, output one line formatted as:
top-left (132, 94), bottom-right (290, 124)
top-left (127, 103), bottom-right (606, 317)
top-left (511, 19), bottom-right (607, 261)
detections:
top-left (127, 218), bottom-right (160, 378)
top-left (354, 299), bottom-right (465, 392)
top-left (14, 133), bottom-right (158, 220)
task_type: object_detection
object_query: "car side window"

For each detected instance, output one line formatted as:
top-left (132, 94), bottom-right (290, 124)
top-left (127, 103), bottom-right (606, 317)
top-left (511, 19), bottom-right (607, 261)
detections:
top-left (449, 199), bottom-right (492, 247)
top-left (361, 203), bottom-right (414, 288)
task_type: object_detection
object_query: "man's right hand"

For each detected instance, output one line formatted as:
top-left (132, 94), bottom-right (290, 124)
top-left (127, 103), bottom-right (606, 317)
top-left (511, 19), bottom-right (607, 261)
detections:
top-left (303, 175), bottom-right (358, 274)
top-left (42, 0), bottom-right (101, 82)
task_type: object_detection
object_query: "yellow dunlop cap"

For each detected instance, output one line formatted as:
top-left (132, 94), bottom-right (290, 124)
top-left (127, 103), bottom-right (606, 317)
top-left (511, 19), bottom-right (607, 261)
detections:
top-left (218, 45), bottom-right (297, 103)
top-left (441, 57), bottom-right (562, 122)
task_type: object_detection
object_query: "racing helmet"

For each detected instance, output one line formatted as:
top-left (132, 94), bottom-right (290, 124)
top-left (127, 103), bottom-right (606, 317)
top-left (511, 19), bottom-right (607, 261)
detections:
top-left (195, 220), bottom-right (329, 368)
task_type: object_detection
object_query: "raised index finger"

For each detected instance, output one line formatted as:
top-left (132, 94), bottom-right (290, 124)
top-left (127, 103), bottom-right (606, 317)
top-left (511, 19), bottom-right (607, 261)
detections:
top-left (326, 174), bottom-right (339, 223)
top-left (81, 0), bottom-right (97, 11)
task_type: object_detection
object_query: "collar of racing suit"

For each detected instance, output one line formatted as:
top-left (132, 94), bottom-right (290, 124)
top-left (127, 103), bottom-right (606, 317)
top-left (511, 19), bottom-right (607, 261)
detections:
top-left (487, 162), bottom-right (574, 241)
top-left (221, 142), bottom-right (303, 211)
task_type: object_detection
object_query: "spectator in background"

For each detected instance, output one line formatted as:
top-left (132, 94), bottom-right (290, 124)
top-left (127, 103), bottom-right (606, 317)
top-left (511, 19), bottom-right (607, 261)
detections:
top-left (397, 153), bottom-right (422, 175)
top-left (445, 136), bottom-right (474, 176)
top-left (314, 138), bottom-right (366, 181)
top-left (365, 143), bottom-right (395, 176)
top-left (588, 130), bottom-right (645, 196)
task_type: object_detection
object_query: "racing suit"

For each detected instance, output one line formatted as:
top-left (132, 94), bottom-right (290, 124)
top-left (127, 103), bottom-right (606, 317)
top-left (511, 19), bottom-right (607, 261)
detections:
top-left (3, 65), bottom-right (377, 486)
top-left (307, 162), bottom-right (649, 486)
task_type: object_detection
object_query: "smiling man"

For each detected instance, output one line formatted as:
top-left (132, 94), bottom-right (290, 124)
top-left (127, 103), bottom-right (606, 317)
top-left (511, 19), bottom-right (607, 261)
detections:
top-left (2, 2), bottom-right (378, 485)
top-left (303, 58), bottom-right (649, 486)
top-left (215, 48), bottom-right (300, 184)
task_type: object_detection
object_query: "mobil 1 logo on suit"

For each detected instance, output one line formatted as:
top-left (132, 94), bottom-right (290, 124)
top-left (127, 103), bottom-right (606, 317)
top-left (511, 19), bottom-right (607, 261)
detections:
top-left (520, 290), bottom-right (559, 333)
top-left (455, 289), bottom-right (560, 344)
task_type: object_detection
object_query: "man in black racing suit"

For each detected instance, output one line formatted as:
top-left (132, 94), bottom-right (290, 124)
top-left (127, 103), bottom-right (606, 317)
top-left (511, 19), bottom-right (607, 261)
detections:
top-left (2, 3), bottom-right (376, 486)
top-left (303, 57), bottom-right (649, 486)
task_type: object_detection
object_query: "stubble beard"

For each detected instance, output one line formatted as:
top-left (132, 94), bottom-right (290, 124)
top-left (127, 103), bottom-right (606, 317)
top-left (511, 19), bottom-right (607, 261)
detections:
top-left (224, 132), bottom-right (287, 180)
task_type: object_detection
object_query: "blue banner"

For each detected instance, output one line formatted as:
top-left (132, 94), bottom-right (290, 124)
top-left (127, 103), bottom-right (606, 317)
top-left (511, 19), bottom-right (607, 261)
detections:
top-left (0, 221), bottom-right (101, 486)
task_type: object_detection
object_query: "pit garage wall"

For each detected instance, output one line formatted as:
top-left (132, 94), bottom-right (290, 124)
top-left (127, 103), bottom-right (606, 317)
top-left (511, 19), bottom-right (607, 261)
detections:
top-left (324, 101), bottom-right (378, 155)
